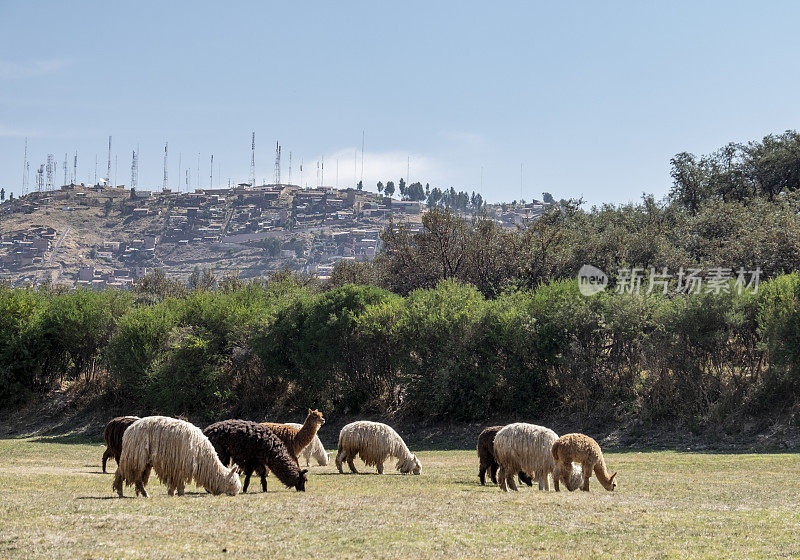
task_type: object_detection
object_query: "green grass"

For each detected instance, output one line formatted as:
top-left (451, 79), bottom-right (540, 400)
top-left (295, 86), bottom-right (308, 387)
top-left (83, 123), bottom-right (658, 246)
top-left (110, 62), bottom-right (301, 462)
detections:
top-left (0, 438), bottom-right (798, 559)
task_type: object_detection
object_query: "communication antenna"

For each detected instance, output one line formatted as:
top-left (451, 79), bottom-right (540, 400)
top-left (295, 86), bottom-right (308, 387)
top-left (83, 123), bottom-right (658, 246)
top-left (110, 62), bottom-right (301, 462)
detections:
top-left (106, 136), bottom-right (112, 186)
top-left (250, 132), bottom-right (256, 187)
top-left (163, 142), bottom-right (169, 190)
top-left (46, 154), bottom-right (55, 190)
top-left (37, 164), bottom-right (44, 192)
top-left (94, 155), bottom-right (98, 185)
top-left (22, 138), bottom-right (28, 195)
top-left (63, 154), bottom-right (68, 186)
top-left (131, 149), bottom-right (138, 190)
top-left (321, 156), bottom-right (324, 186)
top-left (274, 141), bottom-right (281, 185)
top-left (73, 152), bottom-right (77, 185)
top-left (300, 158), bottom-right (303, 188)
top-left (185, 169), bottom-right (189, 191)
top-left (114, 155), bottom-right (118, 188)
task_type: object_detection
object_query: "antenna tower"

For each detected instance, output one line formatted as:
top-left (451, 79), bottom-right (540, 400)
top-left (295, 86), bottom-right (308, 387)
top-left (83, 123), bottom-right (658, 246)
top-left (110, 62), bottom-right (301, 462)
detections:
top-left (63, 154), bottom-right (68, 186)
top-left (46, 154), bottom-right (55, 190)
top-left (274, 141), bottom-right (281, 185)
top-left (22, 138), bottom-right (28, 195)
top-left (37, 164), bottom-right (44, 192)
top-left (163, 142), bottom-right (169, 190)
top-left (73, 152), bottom-right (77, 185)
top-left (106, 136), bottom-right (112, 186)
top-left (131, 150), bottom-right (138, 190)
top-left (250, 132), bottom-right (256, 187)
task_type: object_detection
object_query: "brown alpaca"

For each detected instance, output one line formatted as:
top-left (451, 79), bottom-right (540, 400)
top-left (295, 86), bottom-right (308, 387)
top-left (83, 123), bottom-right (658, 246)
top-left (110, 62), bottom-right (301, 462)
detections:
top-left (261, 409), bottom-right (325, 464)
top-left (551, 433), bottom-right (617, 492)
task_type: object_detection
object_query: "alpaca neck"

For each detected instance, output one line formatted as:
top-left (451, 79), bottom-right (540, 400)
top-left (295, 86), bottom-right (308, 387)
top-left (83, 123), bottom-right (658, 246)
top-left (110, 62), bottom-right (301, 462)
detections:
top-left (294, 420), bottom-right (321, 453)
top-left (593, 457), bottom-right (614, 490)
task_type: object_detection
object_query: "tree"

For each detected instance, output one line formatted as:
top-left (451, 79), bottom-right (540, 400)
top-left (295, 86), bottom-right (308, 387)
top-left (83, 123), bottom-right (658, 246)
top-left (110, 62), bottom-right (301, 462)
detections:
top-left (542, 192), bottom-right (554, 204)
top-left (357, 180), bottom-right (363, 191)
top-left (406, 182), bottom-right (425, 202)
top-left (398, 178), bottom-right (406, 198)
top-left (384, 181), bottom-right (395, 198)
top-left (377, 181), bottom-right (384, 193)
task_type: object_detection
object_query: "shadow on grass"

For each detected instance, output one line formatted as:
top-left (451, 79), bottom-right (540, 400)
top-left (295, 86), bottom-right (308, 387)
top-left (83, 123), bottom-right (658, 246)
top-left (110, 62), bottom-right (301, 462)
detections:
top-left (29, 434), bottom-right (101, 445)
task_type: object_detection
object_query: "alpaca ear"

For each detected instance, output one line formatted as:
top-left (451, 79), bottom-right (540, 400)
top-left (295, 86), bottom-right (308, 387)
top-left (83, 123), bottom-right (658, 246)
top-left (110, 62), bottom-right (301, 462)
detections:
top-left (610, 472), bottom-right (617, 481)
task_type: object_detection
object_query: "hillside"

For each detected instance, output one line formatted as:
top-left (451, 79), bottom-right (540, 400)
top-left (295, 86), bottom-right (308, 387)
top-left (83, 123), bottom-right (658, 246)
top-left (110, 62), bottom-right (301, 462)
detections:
top-left (0, 183), bottom-right (545, 287)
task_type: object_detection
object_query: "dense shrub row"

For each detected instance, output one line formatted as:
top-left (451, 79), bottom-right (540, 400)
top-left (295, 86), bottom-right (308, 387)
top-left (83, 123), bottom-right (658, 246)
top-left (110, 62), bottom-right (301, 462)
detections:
top-left (2, 274), bottom-right (799, 424)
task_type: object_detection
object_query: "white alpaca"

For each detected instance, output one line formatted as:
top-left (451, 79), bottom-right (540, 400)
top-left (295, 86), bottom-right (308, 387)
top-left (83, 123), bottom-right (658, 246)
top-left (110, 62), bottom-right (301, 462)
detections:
top-left (112, 416), bottom-right (242, 497)
top-left (493, 422), bottom-right (581, 492)
top-left (286, 422), bottom-right (330, 466)
top-left (335, 421), bottom-right (421, 475)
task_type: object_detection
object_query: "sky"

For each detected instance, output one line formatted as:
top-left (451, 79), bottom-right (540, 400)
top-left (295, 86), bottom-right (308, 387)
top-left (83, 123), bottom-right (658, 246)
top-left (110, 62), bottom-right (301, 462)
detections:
top-left (2, 1), bottom-right (800, 206)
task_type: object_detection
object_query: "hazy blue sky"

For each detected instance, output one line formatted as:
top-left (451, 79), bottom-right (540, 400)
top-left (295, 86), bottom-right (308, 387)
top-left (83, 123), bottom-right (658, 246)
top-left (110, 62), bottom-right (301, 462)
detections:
top-left (2, 1), bottom-right (800, 205)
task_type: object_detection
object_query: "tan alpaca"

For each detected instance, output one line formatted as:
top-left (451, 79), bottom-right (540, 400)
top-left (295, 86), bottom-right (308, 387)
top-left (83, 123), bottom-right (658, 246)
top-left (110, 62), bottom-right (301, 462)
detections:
top-left (551, 433), bottom-right (617, 492)
top-left (261, 409), bottom-right (325, 464)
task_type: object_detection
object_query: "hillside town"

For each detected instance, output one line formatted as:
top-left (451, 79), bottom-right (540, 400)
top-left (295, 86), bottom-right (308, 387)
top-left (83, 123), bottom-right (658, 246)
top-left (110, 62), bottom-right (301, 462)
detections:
top-left (0, 182), bottom-right (549, 287)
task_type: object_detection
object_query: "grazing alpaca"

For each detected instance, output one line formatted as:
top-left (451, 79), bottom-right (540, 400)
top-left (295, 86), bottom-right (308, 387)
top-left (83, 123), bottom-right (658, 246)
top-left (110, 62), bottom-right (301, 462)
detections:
top-left (494, 422), bottom-right (582, 492)
top-left (552, 433), bottom-right (617, 492)
top-left (261, 409), bottom-right (325, 464)
top-left (204, 420), bottom-right (308, 493)
top-left (286, 422), bottom-right (330, 466)
top-left (477, 426), bottom-right (533, 486)
top-left (336, 421), bottom-right (421, 475)
top-left (112, 416), bottom-right (241, 498)
top-left (101, 416), bottom-right (139, 473)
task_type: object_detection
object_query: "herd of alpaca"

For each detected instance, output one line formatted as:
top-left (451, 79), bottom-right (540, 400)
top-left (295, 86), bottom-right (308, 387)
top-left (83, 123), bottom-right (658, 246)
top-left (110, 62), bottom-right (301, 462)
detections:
top-left (101, 414), bottom-right (615, 497)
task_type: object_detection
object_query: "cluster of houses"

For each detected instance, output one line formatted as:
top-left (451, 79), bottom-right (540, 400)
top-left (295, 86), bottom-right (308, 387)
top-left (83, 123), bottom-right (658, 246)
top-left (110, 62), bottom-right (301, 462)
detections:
top-left (0, 225), bottom-right (57, 268)
top-left (76, 265), bottom-right (149, 288)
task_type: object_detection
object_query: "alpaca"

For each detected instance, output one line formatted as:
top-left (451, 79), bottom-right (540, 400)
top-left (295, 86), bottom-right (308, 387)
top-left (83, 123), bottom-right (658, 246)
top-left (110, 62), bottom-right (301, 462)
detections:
top-left (477, 425), bottom-right (533, 486)
top-left (552, 433), bottom-right (617, 492)
top-left (260, 409), bottom-right (325, 464)
top-left (286, 422), bottom-right (330, 466)
top-left (336, 421), bottom-right (421, 475)
top-left (101, 416), bottom-right (139, 473)
top-left (204, 420), bottom-right (308, 493)
top-left (493, 422), bottom-right (582, 492)
top-left (112, 416), bottom-right (241, 498)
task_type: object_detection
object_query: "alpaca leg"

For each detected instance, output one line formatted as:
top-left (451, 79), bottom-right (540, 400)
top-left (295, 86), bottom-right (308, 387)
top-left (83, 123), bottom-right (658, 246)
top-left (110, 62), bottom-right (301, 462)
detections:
top-left (167, 485), bottom-right (175, 496)
top-left (242, 469), bottom-right (253, 493)
top-left (490, 462), bottom-right (499, 485)
top-left (553, 464), bottom-right (562, 492)
top-left (498, 466), bottom-right (508, 492)
top-left (347, 453), bottom-right (359, 474)
top-left (101, 448), bottom-right (113, 473)
top-left (141, 464), bottom-right (152, 487)
top-left (507, 472), bottom-right (518, 492)
top-left (376, 462), bottom-right (384, 475)
top-left (335, 449), bottom-right (344, 473)
top-left (177, 482), bottom-right (185, 496)
top-left (518, 471), bottom-right (533, 487)
top-left (581, 462), bottom-right (591, 491)
top-left (134, 478), bottom-right (149, 498)
top-left (479, 463), bottom-right (487, 485)
top-left (113, 471), bottom-right (124, 497)
top-left (257, 465), bottom-right (268, 493)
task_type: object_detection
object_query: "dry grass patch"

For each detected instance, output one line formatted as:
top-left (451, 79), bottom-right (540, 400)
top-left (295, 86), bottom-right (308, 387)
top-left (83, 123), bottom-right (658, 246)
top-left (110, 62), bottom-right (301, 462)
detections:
top-left (0, 439), bottom-right (798, 559)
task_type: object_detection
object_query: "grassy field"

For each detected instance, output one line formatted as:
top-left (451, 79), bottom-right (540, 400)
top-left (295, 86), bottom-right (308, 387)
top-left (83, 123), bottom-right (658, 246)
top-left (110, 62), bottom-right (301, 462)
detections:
top-left (0, 437), bottom-right (798, 559)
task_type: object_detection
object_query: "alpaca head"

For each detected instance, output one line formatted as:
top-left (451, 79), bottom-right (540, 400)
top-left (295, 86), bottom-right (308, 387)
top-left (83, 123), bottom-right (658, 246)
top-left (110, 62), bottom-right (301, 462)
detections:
top-left (295, 468), bottom-right (309, 492)
top-left (603, 472), bottom-right (617, 491)
top-left (224, 465), bottom-right (243, 496)
top-left (306, 409), bottom-right (325, 427)
top-left (398, 454), bottom-right (422, 475)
